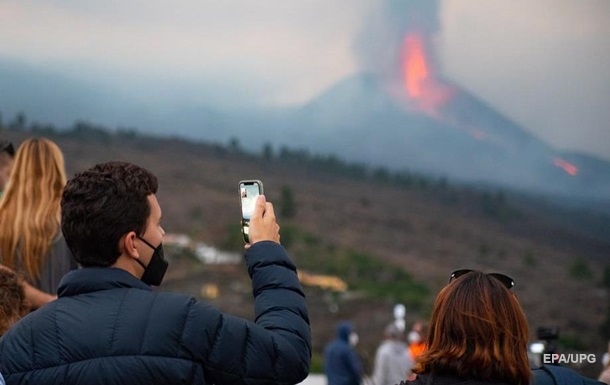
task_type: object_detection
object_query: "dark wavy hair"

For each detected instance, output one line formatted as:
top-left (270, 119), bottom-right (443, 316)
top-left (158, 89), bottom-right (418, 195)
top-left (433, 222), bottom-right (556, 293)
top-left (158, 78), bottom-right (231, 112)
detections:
top-left (61, 161), bottom-right (158, 267)
top-left (0, 268), bottom-right (27, 335)
top-left (412, 270), bottom-right (531, 385)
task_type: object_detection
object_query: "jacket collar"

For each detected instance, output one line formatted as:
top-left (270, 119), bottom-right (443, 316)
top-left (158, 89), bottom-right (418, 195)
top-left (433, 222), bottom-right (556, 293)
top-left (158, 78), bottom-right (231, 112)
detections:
top-left (57, 267), bottom-right (151, 297)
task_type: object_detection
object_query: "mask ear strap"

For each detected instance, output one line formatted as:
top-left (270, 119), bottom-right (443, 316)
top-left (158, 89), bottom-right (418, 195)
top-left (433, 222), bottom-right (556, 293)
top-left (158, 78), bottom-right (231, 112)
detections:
top-left (137, 235), bottom-right (156, 250)
top-left (134, 258), bottom-right (147, 270)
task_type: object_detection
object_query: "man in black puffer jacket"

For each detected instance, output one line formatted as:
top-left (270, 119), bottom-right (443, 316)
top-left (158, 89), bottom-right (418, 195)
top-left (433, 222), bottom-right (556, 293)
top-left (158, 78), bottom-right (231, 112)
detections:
top-left (0, 161), bottom-right (311, 385)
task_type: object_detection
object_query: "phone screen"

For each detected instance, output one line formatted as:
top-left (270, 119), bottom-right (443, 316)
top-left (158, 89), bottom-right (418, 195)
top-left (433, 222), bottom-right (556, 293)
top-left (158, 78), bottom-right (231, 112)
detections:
top-left (239, 180), bottom-right (263, 243)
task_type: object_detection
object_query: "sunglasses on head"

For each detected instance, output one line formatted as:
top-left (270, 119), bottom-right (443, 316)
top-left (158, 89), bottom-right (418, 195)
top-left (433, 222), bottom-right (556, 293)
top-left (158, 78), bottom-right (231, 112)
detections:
top-left (449, 269), bottom-right (515, 290)
top-left (0, 141), bottom-right (15, 157)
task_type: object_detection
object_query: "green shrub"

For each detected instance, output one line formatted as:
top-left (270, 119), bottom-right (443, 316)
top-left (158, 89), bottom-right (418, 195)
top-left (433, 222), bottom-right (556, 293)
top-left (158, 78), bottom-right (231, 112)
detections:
top-left (522, 252), bottom-right (537, 267)
top-left (310, 352), bottom-right (324, 374)
top-left (569, 258), bottom-right (592, 280)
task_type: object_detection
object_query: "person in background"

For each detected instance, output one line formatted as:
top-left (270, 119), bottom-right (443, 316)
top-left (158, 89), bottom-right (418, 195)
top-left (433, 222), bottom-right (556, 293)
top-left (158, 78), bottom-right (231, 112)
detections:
top-left (407, 321), bottom-right (427, 361)
top-left (403, 269), bottom-right (531, 385)
top-left (599, 340), bottom-right (610, 384)
top-left (0, 268), bottom-right (28, 335)
top-left (0, 138), bottom-right (76, 308)
top-left (0, 140), bottom-right (15, 196)
top-left (373, 323), bottom-right (413, 385)
top-left (0, 161), bottom-right (311, 384)
top-left (324, 321), bottom-right (364, 385)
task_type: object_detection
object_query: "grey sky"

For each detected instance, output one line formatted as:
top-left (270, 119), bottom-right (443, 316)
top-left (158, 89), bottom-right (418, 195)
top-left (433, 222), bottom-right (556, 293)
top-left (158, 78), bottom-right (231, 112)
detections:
top-left (1, 0), bottom-right (608, 160)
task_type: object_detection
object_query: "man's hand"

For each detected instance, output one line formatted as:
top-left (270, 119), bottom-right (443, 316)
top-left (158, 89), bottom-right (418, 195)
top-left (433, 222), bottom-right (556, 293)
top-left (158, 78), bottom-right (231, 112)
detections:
top-left (246, 195), bottom-right (280, 247)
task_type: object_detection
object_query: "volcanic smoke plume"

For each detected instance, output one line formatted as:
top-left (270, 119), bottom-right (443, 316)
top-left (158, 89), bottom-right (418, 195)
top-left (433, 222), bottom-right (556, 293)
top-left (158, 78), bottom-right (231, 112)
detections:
top-left (354, 0), bottom-right (441, 89)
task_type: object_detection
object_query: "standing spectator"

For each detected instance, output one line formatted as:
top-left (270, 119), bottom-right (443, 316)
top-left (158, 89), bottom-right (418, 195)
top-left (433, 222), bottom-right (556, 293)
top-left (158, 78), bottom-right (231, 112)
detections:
top-left (0, 268), bottom-right (27, 335)
top-left (0, 140), bottom-right (14, 196)
top-left (403, 269), bottom-right (531, 384)
top-left (600, 340), bottom-right (610, 384)
top-left (0, 161), bottom-right (311, 384)
top-left (373, 323), bottom-right (413, 385)
top-left (0, 138), bottom-right (76, 308)
top-left (403, 269), bottom-right (603, 385)
top-left (324, 321), bottom-right (364, 385)
top-left (407, 321), bottom-right (427, 361)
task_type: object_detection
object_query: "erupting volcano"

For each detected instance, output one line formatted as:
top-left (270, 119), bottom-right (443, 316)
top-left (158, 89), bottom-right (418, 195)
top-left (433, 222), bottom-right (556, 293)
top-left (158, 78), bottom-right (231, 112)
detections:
top-left (226, 0), bottom-right (610, 201)
top-left (399, 28), bottom-right (580, 179)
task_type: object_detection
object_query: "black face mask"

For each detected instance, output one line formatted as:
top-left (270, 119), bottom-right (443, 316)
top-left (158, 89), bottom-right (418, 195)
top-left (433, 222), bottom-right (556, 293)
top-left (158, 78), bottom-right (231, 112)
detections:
top-left (135, 236), bottom-right (169, 286)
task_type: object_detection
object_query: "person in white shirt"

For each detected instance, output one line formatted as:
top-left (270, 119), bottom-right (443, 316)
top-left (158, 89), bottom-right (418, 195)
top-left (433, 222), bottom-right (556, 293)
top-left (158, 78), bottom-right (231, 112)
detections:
top-left (373, 323), bottom-right (413, 385)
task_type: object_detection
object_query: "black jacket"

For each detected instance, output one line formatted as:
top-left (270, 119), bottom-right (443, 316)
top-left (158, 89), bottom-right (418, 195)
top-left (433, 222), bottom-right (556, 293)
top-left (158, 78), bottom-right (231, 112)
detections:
top-left (0, 241), bottom-right (311, 385)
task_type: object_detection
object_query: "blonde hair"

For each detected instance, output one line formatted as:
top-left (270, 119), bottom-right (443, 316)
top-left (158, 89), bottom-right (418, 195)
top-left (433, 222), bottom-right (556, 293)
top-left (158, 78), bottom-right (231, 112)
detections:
top-left (0, 138), bottom-right (67, 279)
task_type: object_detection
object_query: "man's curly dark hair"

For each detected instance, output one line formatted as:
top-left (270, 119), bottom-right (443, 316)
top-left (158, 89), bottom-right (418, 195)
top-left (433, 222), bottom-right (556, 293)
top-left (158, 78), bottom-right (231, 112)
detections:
top-left (61, 161), bottom-right (158, 267)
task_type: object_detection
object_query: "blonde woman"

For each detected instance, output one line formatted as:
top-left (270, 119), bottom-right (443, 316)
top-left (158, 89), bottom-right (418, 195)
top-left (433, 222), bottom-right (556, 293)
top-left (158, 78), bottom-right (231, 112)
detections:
top-left (0, 138), bottom-right (77, 308)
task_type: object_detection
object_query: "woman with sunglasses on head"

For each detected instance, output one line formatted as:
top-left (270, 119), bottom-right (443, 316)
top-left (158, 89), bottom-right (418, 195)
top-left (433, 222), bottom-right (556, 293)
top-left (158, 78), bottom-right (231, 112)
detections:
top-left (402, 269), bottom-right (531, 385)
top-left (0, 138), bottom-right (77, 309)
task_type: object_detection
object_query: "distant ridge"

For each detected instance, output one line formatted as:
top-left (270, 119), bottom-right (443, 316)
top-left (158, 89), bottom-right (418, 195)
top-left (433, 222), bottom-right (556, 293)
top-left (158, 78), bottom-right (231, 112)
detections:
top-left (1, 59), bottom-right (609, 202)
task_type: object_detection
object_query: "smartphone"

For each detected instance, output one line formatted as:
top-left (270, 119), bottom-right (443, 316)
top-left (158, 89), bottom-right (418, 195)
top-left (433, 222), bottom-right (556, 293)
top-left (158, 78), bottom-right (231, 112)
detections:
top-left (239, 180), bottom-right (264, 243)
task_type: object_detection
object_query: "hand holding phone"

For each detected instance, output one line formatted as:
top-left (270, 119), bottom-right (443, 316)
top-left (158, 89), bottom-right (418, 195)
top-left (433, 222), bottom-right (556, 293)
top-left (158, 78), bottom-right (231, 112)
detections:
top-left (247, 195), bottom-right (280, 246)
top-left (239, 180), bottom-right (280, 245)
top-left (239, 180), bottom-right (264, 243)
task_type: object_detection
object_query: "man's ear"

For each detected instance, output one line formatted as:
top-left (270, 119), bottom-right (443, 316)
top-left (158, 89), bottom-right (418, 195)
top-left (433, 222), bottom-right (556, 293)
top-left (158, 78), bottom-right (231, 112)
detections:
top-left (120, 231), bottom-right (139, 259)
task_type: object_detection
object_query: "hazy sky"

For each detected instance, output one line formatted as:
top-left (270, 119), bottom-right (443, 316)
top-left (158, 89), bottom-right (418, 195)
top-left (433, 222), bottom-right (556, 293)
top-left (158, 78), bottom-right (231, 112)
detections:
top-left (1, 0), bottom-right (609, 160)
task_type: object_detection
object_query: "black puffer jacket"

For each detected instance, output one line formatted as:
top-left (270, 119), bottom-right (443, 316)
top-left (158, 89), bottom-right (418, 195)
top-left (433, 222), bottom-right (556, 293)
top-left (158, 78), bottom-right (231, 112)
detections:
top-left (0, 241), bottom-right (311, 385)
